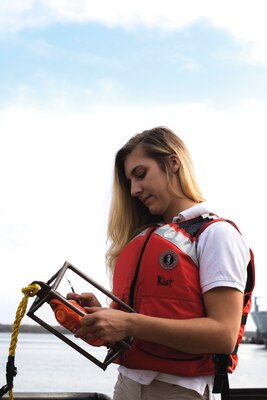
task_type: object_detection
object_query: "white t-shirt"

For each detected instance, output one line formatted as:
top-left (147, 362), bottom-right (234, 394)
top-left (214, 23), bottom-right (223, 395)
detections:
top-left (118, 202), bottom-right (250, 398)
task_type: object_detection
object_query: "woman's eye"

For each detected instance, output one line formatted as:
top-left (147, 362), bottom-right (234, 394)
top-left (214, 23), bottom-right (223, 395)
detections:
top-left (137, 171), bottom-right (146, 180)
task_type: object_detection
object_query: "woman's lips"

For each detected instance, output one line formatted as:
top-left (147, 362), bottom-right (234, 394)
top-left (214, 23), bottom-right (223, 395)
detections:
top-left (142, 195), bottom-right (152, 205)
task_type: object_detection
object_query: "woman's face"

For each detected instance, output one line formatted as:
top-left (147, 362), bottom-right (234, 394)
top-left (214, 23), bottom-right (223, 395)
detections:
top-left (124, 146), bottom-right (181, 222)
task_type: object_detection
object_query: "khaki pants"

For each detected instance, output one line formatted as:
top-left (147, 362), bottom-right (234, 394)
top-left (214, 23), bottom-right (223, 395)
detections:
top-left (113, 373), bottom-right (209, 400)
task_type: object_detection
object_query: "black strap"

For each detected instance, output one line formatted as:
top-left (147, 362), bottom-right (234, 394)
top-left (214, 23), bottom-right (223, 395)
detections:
top-left (128, 226), bottom-right (158, 308)
top-left (212, 354), bottom-right (230, 400)
top-left (177, 215), bottom-right (216, 237)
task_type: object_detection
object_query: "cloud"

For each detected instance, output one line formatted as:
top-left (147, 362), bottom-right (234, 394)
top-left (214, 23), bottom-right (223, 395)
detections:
top-left (1, 1), bottom-right (267, 64)
top-left (239, 41), bottom-right (267, 66)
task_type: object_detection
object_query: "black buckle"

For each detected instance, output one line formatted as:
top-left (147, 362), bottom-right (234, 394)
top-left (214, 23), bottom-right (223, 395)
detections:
top-left (0, 356), bottom-right (17, 398)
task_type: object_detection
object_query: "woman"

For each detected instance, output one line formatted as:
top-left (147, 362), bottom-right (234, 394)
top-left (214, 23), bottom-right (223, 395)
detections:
top-left (70, 127), bottom-right (254, 400)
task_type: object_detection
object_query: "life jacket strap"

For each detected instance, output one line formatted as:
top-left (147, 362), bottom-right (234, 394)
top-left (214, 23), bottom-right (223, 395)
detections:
top-left (212, 354), bottom-right (230, 400)
top-left (128, 226), bottom-right (158, 308)
top-left (177, 214), bottom-right (217, 237)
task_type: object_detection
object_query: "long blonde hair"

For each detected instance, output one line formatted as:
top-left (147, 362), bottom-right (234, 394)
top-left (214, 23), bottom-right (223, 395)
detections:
top-left (106, 126), bottom-right (205, 275)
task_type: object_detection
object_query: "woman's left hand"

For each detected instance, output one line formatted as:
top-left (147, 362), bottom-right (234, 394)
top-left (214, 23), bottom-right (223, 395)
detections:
top-left (74, 307), bottom-right (131, 344)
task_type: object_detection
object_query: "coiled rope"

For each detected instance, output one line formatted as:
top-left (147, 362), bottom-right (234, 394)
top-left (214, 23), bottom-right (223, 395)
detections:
top-left (0, 283), bottom-right (40, 400)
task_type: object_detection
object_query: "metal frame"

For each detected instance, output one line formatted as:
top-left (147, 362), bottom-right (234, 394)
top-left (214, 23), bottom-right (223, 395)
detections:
top-left (27, 261), bottom-right (135, 370)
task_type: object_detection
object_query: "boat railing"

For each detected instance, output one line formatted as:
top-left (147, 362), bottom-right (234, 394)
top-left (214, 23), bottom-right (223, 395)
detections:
top-left (3, 389), bottom-right (267, 400)
top-left (2, 394), bottom-right (111, 400)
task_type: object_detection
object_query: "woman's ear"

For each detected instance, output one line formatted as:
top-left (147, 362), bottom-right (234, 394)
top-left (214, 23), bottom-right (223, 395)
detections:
top-left (169, 154), bottom-right (180, 173)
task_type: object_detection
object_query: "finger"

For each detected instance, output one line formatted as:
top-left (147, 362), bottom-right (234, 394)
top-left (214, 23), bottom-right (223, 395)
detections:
top-left (66, 292), bottom-right (77, 300)
top-left (80, 293), bottom-right (96, 302)
top-left (66, 293), bottom-right (83, 305)
top-left (80, 293), bottom-right (102, 307)
top-left (78, 293), bottom-right (97, 307)
top-left (84, 306), bottom-right (103, 314)
top-left (74, 323), bottom-right (98, 339)
top-left (80, 314), bottom-right (96, 327)
top-left (74, 322), bottom-right (91, 336)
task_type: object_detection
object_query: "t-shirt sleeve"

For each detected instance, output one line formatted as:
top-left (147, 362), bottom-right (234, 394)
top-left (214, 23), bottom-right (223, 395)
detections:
top-left (197, 221), bottom-right (250, 294)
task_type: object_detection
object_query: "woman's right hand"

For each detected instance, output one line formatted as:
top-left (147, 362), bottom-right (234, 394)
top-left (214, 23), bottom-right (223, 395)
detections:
top-left (66, 292), bottom-right (102, 308)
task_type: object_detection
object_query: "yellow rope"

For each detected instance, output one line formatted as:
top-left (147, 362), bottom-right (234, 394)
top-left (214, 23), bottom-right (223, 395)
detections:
top-left (7, 283), bottom-right (40, 400)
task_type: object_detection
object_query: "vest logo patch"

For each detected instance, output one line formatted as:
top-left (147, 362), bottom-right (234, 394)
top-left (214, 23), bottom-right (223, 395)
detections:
top-left (160, 250), bottom-right (178, 270)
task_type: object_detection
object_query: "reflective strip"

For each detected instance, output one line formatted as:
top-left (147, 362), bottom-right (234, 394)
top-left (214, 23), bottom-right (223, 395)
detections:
top-left (134, 227), bottom-right (151, 238)
top-left (155, 225), bottom-right (198, 266)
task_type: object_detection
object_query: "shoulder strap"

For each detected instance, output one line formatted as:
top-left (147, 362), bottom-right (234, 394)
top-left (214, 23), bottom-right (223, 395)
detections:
top-left (177, 214), bottom-right (219, 237)
top-left (128, 226), bottom-right (158, 308)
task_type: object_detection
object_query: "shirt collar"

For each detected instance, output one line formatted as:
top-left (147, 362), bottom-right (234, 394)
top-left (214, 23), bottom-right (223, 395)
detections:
top-left (172, 201), bottom-right (212, 222)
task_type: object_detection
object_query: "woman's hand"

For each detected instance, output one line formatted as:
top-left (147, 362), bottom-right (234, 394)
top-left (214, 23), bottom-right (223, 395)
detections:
top-left (74, 307), bottom-right (131, 344)
top-left (66, 292), bottom-right (102, 308)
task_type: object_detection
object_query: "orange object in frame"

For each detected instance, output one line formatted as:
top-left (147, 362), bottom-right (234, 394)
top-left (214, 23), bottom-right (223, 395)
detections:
top-left (50, 298), bottom-right (104, 347)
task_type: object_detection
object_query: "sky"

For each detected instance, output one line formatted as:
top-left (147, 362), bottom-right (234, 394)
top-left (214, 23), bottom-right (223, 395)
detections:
top-left (0, 0), bottom-right (267, 329)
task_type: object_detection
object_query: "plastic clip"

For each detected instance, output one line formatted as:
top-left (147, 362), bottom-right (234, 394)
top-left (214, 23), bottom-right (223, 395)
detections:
top-left (0, 356), bottom-right (17, 397)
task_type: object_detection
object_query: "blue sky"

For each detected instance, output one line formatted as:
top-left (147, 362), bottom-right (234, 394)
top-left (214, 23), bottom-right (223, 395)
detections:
top-left (2, 20), bottom-right (267, 109)
top-left (1, 1), bottom-right (267, 326)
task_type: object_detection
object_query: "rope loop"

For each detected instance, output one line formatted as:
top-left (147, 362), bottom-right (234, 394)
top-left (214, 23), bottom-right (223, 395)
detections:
top-left (21, 283), bottom-right (41, 297)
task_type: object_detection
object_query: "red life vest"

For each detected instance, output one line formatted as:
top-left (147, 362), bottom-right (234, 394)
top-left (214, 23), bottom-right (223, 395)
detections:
top-left (112, 214), bottom-right (255, 379)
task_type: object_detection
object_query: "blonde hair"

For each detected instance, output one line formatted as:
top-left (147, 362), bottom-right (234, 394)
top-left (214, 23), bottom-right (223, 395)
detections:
top-left (106, 126), bottom-right (205, 275)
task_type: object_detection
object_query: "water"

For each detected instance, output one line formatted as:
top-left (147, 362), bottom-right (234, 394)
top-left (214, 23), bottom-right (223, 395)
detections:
top-left (0, 333), bottom-right (266, 397)
top-left (0, 333), bottom-right (118, 397)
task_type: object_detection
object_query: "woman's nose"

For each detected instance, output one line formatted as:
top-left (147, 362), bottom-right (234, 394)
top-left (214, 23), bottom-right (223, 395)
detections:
top-left (131, 180), bottom-right (142, 197)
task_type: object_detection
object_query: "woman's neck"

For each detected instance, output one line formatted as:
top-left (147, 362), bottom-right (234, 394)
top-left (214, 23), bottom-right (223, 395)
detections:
top-left (163, 198), bottom-right (199, 223)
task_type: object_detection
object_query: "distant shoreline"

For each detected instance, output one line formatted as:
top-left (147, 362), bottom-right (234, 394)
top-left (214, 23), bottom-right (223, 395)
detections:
top-left (0, 323), bottom-right (67, 334)
top-left (2, 324), bottom-right (262, 350)
top-left (0, 323), bottom-right (258, 343)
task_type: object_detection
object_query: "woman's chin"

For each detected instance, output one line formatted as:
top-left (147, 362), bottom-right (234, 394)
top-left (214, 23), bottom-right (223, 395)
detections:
top-left (148, 205), bottom-right (162, 216)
